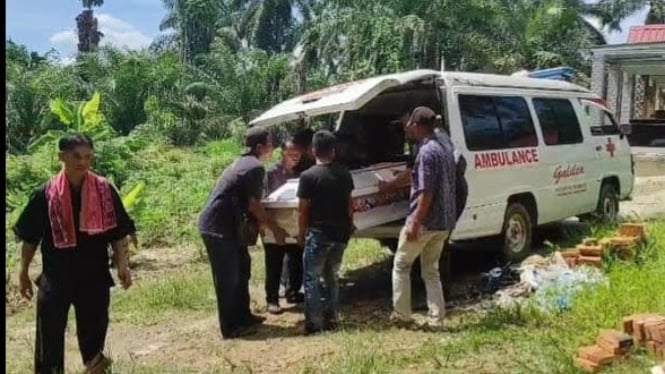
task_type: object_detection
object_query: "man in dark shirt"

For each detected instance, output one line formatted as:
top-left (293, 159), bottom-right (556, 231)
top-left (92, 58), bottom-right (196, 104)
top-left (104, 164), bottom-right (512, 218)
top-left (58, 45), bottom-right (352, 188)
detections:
top-left (390, 107), bottom-right (456, 329)
top-left (198, 127), bottom-right (287, 339)
top-left (297, 130), bottom-right (355, 335)
top-left (263, 139), bottom-right (305, 314)
top-left (13, 134), bottom-right (134, 374)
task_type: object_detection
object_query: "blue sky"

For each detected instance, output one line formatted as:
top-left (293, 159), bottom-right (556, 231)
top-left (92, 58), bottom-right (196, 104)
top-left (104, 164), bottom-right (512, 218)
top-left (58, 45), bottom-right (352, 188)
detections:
top-left (6, 0), bottom-right (165, 57)
top-left (6, 0), bottom-right (650, 59)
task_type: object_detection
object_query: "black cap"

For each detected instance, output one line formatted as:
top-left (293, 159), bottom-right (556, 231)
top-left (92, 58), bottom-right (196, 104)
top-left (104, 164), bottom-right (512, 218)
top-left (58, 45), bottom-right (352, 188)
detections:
top-left (243, 126), bottom-right (270, 154)
top-left (409, 106), bottom-right (436, 127)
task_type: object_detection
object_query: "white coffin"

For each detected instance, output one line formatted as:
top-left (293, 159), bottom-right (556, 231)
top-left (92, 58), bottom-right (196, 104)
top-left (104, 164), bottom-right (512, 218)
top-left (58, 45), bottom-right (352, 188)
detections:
top-left (261, 162), bottom-right (410, 244)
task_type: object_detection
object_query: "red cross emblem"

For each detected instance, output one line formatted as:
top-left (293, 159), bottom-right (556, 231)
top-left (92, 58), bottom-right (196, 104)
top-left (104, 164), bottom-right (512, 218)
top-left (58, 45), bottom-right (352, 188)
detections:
top-left (605, 137), bottom-right (616, 158)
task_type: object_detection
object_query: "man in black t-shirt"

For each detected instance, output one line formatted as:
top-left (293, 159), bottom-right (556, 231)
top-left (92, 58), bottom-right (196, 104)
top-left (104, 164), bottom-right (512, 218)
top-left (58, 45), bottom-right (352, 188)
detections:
top-left (297, 130), bottom-right (355, 334)
top-left (198, 127), bottom-right (287, 339)
top-left (13, 134), bottom-right (135, 374)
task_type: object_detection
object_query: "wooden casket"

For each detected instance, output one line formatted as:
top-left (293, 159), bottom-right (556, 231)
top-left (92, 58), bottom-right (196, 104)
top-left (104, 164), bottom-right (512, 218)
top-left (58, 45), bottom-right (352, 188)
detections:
top-left (261, 162), bottom-right (410, 244)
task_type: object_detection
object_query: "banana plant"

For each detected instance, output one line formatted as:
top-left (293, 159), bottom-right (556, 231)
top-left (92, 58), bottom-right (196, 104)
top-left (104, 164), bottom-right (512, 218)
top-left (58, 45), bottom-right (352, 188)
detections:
top-left (27, 91), bottom-right (114, 152)
top-left (121, 181), bottom-right (145, 256)
top-left (121, 181), bottom-right (145, 214)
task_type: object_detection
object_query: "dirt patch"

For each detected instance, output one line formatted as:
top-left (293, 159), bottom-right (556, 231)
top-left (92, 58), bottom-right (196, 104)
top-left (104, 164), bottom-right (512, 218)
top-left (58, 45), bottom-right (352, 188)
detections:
top-left (5, 277), bottom-right (31, 316)
top-left (128, 245), bottom-right (201, 280)
top-left (6, 275), bottom-right (492, 374)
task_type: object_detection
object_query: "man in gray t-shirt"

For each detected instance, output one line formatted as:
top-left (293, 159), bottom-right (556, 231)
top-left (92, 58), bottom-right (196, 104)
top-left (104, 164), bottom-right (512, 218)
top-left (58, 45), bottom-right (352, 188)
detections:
top-left (390, 107), bottom-right (456, 329)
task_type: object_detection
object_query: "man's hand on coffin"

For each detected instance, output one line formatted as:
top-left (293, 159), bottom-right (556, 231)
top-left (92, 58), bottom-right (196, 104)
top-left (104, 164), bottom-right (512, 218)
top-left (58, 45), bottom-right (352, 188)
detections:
top-left (405, 219), bottom-right (421, 242)
top-left (272, 226), bottom-right (288, 246)
top-left (378, 169), bottom-right (411, 192)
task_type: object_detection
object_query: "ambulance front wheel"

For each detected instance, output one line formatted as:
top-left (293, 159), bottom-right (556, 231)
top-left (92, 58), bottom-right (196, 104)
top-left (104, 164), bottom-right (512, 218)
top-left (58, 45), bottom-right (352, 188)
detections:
top-left (596, 183), bottom-right (619, 223)
top-left (501, 202), bottom-right (534, 262)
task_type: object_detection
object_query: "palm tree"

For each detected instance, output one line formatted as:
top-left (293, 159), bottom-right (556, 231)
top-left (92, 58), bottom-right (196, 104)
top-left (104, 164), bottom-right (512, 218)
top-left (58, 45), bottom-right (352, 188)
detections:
top-left (76, 0), bottom-right (104, 53)
top-left (596, 0), bottom-right (665, 29)
top-left (160, 0), bottom-right (229, 63)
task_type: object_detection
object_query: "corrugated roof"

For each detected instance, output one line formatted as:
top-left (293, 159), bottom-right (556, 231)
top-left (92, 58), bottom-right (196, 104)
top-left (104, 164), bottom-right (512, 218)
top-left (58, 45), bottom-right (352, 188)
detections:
top-left (628, 25), bottom-right (665, 44)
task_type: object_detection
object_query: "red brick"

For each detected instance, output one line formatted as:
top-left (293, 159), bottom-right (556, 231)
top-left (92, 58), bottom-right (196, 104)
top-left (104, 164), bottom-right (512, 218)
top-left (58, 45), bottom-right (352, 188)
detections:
top-left (561, 248), bottom-right (580, 258)
top-left (598, 329), bottom-right (634, 350)
top-left (574, 357), bottom-right (600, 373)
top-left (577, 245), bottom-right (604, 257)
top-left (597, 336), bottom-right (631, 356)
top-left (577, 256), bottom-right (603, 267)
top-left (610, 236), bottom-right (639, 246)
top-left (578, 345), bottom-right (615, 365)
top-left (645, 322), bottom-right (665, 343)
top-left (634, 315), bottom-right (665, 344)
top-left (618, 223), bottom-right (646, 239)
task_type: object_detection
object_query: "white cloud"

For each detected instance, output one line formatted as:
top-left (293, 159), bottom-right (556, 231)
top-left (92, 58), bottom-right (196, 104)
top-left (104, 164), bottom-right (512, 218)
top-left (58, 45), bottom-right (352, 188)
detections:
top-left (49, 13), bottom-right (152, 52)
top-left (56, 56), bottom-right (77, 67)
top-left (49, 30), bottom-right (77, 46)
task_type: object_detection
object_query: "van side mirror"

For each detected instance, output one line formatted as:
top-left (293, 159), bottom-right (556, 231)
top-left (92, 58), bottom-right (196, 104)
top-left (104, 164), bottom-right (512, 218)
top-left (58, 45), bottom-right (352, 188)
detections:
top-left (619, 123), bottom-right (632, 136)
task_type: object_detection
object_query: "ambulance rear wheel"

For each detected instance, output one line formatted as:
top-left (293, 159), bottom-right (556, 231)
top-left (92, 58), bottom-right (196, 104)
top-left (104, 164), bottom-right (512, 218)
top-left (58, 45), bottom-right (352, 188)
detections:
top-left (501, 202), bottom-right (533, 263)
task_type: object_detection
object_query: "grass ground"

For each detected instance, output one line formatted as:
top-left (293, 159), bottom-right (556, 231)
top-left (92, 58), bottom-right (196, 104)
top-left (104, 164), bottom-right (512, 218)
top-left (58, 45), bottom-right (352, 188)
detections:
top-left (5, 219), bottom-right (665, 373)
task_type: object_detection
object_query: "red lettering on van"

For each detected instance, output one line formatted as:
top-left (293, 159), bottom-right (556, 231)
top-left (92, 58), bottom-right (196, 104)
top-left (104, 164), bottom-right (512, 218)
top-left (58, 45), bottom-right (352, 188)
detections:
top-left (481, 153), bottom-right (492, 168)
top-left (473, 149), bottom-right (540, 169)
top-left (474, 154), bottom-right (483, 169)
top-left (553, 164), bottom-right (584, 184)
top-left (490, 153), bottom-right (498, 167)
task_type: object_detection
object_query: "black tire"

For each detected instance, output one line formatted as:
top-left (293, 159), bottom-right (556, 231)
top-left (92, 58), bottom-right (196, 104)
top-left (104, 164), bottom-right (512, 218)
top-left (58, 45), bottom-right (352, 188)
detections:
top-left (501, 202), bottom-right (534, 263)
top-left (596, 183), bottom-right (619, 223)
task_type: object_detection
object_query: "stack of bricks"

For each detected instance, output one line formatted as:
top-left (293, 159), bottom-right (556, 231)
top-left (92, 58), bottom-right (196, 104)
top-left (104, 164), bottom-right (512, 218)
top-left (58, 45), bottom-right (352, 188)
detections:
top-left (561, 247), bottom-right (580, 268)
top-left (624, 314), bottom-right (665, 360)
top-left (575, 314), bottom-right (665, 373)
top-left (560, 223), bottom-right (647, 269)
top-left (612, 223), bottom-right (647, 260)
top-left (576, 238), bottom-right (605, 268)
top-left (575, 329), bottom-right (634, 372)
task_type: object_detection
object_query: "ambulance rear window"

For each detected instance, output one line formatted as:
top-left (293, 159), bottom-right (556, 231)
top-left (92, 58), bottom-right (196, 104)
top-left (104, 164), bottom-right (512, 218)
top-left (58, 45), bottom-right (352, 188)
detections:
top-left (532, 98), bottom-right (584, 145)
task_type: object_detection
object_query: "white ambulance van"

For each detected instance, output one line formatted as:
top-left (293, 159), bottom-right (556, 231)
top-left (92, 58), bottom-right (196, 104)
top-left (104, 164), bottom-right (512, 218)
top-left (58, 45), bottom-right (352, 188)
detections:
top-left (251, 69), bottom-right (634, 261)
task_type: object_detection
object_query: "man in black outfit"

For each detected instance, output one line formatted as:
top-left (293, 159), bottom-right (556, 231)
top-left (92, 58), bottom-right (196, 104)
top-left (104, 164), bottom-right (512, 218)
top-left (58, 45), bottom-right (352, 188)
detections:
top-left (198, 127), bottom-right (288, 339)
top-left (14, 134), bottom-right (134, 374)
top-left (297, 130), bottom-right (355, 334)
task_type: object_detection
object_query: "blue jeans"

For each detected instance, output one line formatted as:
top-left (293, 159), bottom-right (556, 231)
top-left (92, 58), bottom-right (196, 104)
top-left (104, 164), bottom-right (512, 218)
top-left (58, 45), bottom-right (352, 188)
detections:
top-left (303, 229), bottom-right (347, 331)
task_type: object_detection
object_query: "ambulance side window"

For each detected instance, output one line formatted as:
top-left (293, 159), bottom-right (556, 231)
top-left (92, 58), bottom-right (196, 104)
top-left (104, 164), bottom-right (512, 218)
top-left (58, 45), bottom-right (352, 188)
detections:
top-left (533, 98), bottom-right (584, 145)
top-left (581, 103), bottom-right (621, 136)
top-left (459, 94), bottom-right (537, 151)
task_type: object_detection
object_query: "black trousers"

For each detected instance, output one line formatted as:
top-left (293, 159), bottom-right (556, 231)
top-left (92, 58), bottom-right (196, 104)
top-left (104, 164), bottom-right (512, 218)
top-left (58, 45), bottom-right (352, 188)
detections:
top-left (263, 243), bottom-right (303, 303)
top-left (201, 234), bottom-right (251, 337)
top-left (34, 281), bottom-right (110, 374)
